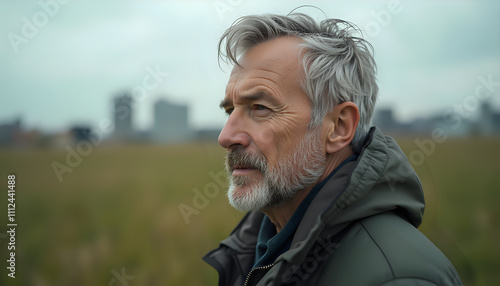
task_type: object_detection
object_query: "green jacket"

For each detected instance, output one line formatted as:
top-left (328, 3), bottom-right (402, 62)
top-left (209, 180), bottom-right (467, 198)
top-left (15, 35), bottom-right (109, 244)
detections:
top-left (203, 127), bottom-right (462, 285)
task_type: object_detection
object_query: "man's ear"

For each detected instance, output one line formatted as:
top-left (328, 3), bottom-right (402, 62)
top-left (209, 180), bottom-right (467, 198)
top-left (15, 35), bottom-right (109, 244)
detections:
top-left (324, 102), bottom-right (360, 154)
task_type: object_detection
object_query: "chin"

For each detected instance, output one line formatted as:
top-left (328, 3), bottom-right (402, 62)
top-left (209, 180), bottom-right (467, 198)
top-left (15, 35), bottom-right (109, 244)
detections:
top-left (227, 182), bottom-right (269, 212)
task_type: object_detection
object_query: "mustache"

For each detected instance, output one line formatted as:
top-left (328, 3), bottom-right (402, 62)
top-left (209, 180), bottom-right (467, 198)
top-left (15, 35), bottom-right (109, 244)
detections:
top-left (225, 147), bottom-right (267, 173)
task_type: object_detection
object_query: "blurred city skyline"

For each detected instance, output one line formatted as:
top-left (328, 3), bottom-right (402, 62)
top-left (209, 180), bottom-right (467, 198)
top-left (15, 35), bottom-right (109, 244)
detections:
top-left (1, 0), bottom-right (500, 133)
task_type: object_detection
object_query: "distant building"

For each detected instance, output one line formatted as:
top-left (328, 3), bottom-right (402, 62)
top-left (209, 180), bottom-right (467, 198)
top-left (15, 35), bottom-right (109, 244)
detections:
top-left (0, 118), bottom-right (21, 146)
top-left (70, 126), bottom-right (92, 143)
top-left (152, 99), bottom-right (193, 143)
top-left (478, 102), bottom-right (495, 136)
top-left (195, 128), bottom-right (221, 142)
top-left (493, 113), bottom-right (500, 134)
top-left (372, 108), bottom-right (399, 134)
top-left (0, 118), bottom-right (42, 147)
top-left (113, 93), bottom-right (134, 139)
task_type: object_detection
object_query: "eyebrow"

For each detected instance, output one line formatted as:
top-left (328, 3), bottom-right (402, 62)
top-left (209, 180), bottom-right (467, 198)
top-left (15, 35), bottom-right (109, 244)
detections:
top-left (219, 90), bottom-right (281, 110)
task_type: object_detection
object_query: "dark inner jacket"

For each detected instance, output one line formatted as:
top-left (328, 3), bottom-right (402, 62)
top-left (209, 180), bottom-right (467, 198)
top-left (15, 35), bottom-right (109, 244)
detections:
top-left (203, 127), bottom-right (462, 286)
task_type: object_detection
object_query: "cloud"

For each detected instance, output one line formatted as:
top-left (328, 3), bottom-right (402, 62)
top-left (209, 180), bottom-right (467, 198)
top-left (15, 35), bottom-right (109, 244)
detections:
top-left (1, 0), bottom-right (499, 132)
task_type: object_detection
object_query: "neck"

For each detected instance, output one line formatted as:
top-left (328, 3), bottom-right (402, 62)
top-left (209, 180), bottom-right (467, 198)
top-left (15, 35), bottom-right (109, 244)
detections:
top-left (318, 146), bottom-right (354, 182)
top-left (262, 146), bottom-right (354, 233)
top-left (261, 187), bottom-right (312, 232)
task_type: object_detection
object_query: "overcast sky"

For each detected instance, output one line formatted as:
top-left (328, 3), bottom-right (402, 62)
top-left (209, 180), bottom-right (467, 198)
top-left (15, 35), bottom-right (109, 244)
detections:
top-left (1, 0), bottom-right (499, 133)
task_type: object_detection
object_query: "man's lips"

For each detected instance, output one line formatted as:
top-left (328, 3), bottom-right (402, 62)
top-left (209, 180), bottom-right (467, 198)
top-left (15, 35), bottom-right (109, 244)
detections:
top-left (231, 165), bottom-right (258, 175)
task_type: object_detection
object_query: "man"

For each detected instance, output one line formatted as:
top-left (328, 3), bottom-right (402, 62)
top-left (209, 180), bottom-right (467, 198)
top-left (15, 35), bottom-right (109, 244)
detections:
top-left (203, 13), bottom-right (462, 286)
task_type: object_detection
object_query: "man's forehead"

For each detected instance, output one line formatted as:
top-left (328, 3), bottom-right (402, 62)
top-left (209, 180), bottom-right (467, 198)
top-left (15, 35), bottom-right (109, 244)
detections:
top-left (224, 66), bottom-right (281, 99)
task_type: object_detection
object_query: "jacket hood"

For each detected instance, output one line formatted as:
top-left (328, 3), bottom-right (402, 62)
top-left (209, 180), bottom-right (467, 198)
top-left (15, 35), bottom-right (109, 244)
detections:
top-left (289, 126), bottom-right (425, 257)
top-left (327, 126), bottom-right (425, 226)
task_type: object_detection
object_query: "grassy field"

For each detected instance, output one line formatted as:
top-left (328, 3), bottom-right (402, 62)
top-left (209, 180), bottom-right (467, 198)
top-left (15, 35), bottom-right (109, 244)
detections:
top-left (0, 137), bottom-right (499, 285)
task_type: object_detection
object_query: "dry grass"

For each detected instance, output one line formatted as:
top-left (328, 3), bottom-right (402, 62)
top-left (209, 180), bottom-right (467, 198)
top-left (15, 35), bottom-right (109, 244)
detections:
top-left (0, 138), bottom-right (498, 285)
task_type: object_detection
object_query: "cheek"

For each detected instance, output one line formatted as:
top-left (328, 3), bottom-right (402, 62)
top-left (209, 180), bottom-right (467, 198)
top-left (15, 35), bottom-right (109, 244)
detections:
top-left (253, 128), bottom-right (277, 162)
top-left (253, 121), bottom-right (303, 165)
top-left (257, 128), bottom-right (275, 147)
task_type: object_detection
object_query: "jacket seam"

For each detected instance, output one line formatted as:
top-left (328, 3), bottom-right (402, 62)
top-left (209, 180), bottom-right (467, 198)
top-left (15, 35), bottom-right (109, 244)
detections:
top-left (202, 249), bottom-right (227, 286)
top-left (346, 131), bottom-right (389, 215)
top-left (324, 151), bottom-right (371, 224)
top-left (323, 128), bottom-right (387, 224)
top-left (359, 220), bottom-right (396, 279)
top-left (373, 134), bottom-right (391, 187)
top-left (379, 276), bottom-right (440, 286)
top-left (229, 211), bottom-right (253, 235)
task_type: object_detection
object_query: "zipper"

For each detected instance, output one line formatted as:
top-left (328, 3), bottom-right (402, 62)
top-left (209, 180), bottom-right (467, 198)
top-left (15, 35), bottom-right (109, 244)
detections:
top-left (244, 263), bottom-right (275, 286)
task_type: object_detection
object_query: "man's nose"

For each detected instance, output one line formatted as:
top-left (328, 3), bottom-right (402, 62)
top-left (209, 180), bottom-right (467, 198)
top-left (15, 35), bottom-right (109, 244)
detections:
top-left (218, 113), bottom-right (251, 150)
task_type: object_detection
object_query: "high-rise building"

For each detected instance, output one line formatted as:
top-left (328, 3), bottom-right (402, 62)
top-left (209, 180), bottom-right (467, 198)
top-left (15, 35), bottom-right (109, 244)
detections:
top-left (479, 101), bottom-right (495, 136)
top-left (113, 93), bottom-right (133, 139)
top-left (372, 108), bottom-right (396, 132)
top-left (152, 99), bottom-right (192, 142)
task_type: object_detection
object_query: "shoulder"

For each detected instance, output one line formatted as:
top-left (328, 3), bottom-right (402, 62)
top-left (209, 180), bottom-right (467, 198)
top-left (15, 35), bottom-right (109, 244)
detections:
top-left (317, 212), bottom-right (462, 286)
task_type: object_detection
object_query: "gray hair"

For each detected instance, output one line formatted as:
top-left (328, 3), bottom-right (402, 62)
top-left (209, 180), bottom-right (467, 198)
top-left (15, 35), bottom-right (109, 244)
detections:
top-left (218, 13), bottom-right (378, 153)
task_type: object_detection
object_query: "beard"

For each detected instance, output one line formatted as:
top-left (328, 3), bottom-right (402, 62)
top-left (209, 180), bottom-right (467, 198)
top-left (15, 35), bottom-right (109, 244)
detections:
top-left (225, 127), bottom-right (326, 212)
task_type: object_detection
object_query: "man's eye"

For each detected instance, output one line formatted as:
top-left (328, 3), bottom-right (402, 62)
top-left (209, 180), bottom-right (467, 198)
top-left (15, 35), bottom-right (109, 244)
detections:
top-left (251, 104), bottom-right (272, 117)
top-left (254, 105), bottom-right (268, 111)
